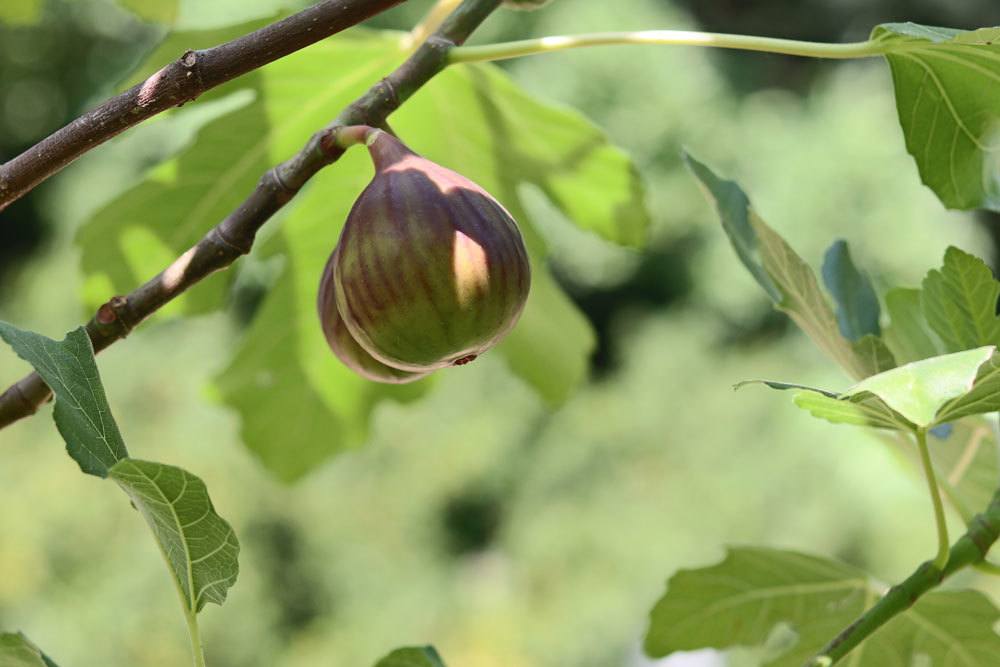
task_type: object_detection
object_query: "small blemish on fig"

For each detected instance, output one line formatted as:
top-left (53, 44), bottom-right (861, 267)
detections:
top-left (453, 355), bottom-right (477, 366)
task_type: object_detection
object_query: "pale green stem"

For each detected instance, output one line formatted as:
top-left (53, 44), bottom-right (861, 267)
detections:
top-left (447, 30), bottom-right (888, 64)
top-left (974, 559), bottom-right (1000, 576)
top-left (916, 428), bottom-right (950, 570)
top-left (406, 0), bottom-right (465, 50)
top-left (185, 611), bottom-right (206, 667)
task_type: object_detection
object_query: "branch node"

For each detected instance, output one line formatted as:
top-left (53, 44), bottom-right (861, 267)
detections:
top-left (94, 295), bottom-right (136, 340)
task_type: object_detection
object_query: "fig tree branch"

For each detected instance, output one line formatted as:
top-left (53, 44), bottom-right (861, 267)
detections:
top-left (807, 486), bottom-right (1000, 666)
top-left (0, 0), bottom-right (502, 431)
top-left (0, 0), bottom-right (404, 213)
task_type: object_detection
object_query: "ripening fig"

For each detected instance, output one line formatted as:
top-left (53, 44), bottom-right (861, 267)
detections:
top-left (318, 248), bottom-right (429, 384)
top-left (319, 130), bottom-right (531, 374)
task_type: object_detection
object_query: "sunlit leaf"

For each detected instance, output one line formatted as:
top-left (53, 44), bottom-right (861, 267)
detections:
top-left (0, 323), bottom-right (128, 477)
top-left (0, 632), bottom-right (59, 667)
top-left (842, 346), bottom-right (995, 427)
top-left (875, 22), bottom-right (1000, 211)
top-left (109, 459), bottom-right (240, 613)
top-left (645, 547), bottom-right (1000, 666)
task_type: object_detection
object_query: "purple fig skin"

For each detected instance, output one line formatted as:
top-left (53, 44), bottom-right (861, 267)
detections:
top-left (318, 247), bottom-right (429, 384)
top-left (329, 131), bottom-right (531, 372)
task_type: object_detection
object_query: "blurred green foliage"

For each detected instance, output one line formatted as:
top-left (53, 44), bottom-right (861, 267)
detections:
top-left (2, 1), bottom-right (1000, 666)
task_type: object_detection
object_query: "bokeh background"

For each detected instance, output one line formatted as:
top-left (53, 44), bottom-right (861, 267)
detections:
top-left (3, 1), bottom-right (1000, 665)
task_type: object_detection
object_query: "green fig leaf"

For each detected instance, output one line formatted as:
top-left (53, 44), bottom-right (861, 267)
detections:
top-left (76, 18), bottom-right (279, 315)
top-left (842, 346), bottom-right (995, 427)
top-left (875, 23), bottom-right (1000, 211)
top-left (0, 323), bottom-right (128, 477)
top-left (374, 646), bottom-right (447, 667)
top-left (109, 458), bottom-right (240, 613)
top-left (644, 547), bottom-right (1000, 665)
top-left (921, 246), bottom-right (1000, 353)
top-left (821, 240), bottom-right (880, 341)
top-left (685, 153), bottom-right (895, 380)
top-left (883, 287), bottom-right (943, 363)
top-left (792, 390), bottom-right (905, 430)
top-left (0, 633), bottom-right (59, 667)
top-left (751, 347), bottom-right (1000, 432)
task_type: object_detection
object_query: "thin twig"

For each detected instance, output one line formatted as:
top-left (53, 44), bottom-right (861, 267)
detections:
top-left (0, 0), bottom-right (404, 213)
top-left (0, 0), bottom-right (502, 431)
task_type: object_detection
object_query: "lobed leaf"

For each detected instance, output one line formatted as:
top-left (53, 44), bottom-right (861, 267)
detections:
top-left (0, 323), bottom-right (128, 477)
top-left (921, 246), bottom-right (1000, 352)
top-left (875, 22), bottom-right (1000, 211)
top-left (645, 547), bottom-right (1000, 666)
top-left (110, 459), bottom-right (240, 613)
top-left (0, 633), bottom-right (59, 667)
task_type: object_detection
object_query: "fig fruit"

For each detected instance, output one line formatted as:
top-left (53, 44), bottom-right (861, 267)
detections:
top-left (318, 249), bottom-right (429, 384)
top-left (320, 130), bottom-right (530, 374)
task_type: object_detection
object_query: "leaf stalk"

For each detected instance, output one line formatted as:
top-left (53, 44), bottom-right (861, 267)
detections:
top-left (447, 30), bottom-right (887, 64)
top-left (915, 428), bottom-right (951, 569)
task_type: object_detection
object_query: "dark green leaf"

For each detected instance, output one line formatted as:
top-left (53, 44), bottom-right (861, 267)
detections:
top-left (645, 547), bottom-right (1000, 665)
top-left (686, 155), bottom-right (894, 380)
top-left (921, 246), bottom-right (1000, 352)
top-left (821, 240), bottom-right (880, 341)
top-left (883, 287), bottom-right (943, 363)
top-left (374, 646), bottom-right (446, 667)
top-left (109, 459), bottom-right (240, 612)
top-left (875, 22), bottom-right (1000, 211)
top-left (0, 323), bottom-right (128, 477)
top-left (0, 633), bottom-right (59, 667)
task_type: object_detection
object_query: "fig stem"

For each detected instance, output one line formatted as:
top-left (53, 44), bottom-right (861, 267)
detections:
top-left (447, 30), bottom-right (889, 64)
top-left (915, 427), bottom-right (951, 570)
top-left (329, 125), bottom-right (379, 150)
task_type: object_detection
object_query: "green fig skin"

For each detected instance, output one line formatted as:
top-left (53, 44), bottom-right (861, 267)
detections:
top-left (318, 248), bottom-right (429, 384)
top-left (329, 131), bottom-right (530, 372)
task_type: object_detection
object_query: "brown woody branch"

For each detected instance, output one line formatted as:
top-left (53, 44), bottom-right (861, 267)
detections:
top-left (0, 0), bottom-right (404, 212)
top-left (0, 0), bottom-right (502, 431)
